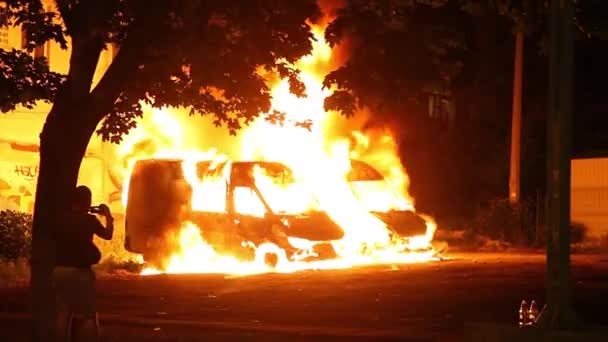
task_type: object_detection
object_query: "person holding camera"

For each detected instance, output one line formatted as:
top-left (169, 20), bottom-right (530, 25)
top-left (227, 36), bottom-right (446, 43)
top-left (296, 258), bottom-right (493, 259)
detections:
top-left (53, 185), bottom-right (114, 342)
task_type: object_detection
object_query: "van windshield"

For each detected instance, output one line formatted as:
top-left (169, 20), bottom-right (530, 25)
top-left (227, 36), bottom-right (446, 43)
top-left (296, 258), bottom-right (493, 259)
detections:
top-left (246, 162), bottom-right (321, 215)
top-left (193, 161), bottom-right (321, 215)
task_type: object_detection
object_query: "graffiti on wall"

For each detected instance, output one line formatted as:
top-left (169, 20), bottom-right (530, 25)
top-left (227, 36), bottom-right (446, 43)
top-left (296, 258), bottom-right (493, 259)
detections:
top-left (0, 163), bottom-right (38, 213)
top-left (13, 164), bottom-right (39, 181)
top-left (1, 160), bottom-right (125, 214)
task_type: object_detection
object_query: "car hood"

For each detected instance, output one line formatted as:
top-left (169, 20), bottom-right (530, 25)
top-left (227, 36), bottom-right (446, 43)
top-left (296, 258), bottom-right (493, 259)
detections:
top-left (279, 211), bottom-right (344, 241)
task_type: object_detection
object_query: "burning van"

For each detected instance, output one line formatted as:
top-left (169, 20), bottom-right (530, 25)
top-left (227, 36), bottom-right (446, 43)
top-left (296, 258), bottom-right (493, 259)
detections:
top-left (124, 158), bottom-right (427, 267)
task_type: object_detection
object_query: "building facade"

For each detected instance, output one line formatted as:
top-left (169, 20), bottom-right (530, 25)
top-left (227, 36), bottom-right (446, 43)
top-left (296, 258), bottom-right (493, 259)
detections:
top-left (0, 0), bottom-right (122, 214)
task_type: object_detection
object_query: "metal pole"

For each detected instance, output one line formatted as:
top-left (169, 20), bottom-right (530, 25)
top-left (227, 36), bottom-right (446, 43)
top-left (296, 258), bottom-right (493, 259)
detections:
top-left (539, 0), bottom-right (580, 329)
top-left (509, 29), bottom-right (524, 204)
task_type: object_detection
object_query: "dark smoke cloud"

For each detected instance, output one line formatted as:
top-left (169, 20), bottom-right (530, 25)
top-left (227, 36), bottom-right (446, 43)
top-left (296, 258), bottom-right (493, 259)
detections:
top-left (317, 0), bottom-right (345, 17)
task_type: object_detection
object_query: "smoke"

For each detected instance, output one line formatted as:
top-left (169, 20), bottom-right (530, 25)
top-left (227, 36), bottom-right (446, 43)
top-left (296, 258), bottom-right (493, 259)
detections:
top-left (317, 0), bottom-right (345, 17)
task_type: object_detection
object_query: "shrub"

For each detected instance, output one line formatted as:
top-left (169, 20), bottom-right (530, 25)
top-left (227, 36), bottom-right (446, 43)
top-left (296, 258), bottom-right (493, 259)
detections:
top-left (470, 198), bottom-right (531, 246)
top-left (469, 198), bottom-right (589, 248)
top-left (601, 234), bottom-right (608, 252)
top-left (570, 222), bottom-right (587, 244)
top-left (0, 210), bottom-right (32, 261)
top-left (0, 258), bottom-right (30, 287)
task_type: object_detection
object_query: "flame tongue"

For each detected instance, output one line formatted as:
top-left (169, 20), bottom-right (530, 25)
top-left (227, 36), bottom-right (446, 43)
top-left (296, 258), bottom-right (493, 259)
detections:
top-left (123, 21), bottom-right (438, 276)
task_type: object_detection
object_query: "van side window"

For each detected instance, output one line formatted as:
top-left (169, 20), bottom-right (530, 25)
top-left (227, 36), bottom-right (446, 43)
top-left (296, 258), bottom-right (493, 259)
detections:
top-left (233, 187), bottom-right (265, 217)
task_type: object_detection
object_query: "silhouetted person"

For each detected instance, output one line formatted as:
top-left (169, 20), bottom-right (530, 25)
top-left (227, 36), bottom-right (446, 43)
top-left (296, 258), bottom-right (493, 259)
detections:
top-left (53, 185), bottom-right (114, 342)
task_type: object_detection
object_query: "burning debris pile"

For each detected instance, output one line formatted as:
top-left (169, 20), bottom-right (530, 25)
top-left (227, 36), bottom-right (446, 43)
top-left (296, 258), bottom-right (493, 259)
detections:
top-left (113, 21), bottom-right (440, 275)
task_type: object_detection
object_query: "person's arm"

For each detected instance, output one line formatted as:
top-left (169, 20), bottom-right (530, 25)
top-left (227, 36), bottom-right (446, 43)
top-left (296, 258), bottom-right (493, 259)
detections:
top-left (93, 204), bottom-right (114, 240)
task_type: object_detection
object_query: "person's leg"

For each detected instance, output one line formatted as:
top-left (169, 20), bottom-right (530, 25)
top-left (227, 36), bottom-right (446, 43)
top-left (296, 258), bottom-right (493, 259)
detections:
top-left (75, 313), bottom-right (99, 342)
top-left (71, 268), bottom-right (99, 342)
top-left (54, 304), bottom-right (72, 342)
top-left (52, 267), bottom-right (73, 342)
top-left (55, 309), bottom-right (74, 342)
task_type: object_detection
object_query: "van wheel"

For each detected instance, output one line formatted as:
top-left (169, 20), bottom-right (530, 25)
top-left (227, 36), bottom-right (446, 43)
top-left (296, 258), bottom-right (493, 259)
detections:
top-left (142, 248), bottom-right (166, 270)
top-left (313, 243), bottom-right (337, 260)
top-left (124, 235), bottom-right (132, 252)
top-left (264, 253), bottom-right (279, 268)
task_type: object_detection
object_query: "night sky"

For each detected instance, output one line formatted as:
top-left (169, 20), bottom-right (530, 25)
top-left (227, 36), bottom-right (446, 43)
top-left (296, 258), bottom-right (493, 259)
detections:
top-left (573, 37), bottom-right (608, 156)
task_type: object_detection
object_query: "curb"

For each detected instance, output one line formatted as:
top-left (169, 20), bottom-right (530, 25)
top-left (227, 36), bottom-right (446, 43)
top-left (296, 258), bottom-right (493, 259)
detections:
top-left (0, 312), bottom-right (404, 338)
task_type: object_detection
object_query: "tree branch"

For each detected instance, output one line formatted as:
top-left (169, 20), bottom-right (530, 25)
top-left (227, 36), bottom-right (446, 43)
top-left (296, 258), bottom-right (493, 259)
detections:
top-left (89, 1), bottom-right (173, 121)
top-left (66, 35), bottom-right (104, 99)
top-left (53, 0), bottom-right (75, 33)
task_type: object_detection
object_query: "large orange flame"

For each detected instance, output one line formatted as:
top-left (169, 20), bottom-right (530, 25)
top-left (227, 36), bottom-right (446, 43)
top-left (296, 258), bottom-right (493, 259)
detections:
top-left (117, 21), bottom-right (439, 275)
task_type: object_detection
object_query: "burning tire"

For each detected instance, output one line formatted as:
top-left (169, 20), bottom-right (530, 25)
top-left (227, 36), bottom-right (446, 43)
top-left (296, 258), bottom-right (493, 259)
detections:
top-left (263, 252), bottom-right (279, 268)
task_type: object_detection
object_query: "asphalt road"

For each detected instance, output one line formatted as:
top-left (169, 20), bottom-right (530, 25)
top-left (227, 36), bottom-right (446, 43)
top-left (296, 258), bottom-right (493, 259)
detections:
top-left (2, 253), bottom-right (608, 341)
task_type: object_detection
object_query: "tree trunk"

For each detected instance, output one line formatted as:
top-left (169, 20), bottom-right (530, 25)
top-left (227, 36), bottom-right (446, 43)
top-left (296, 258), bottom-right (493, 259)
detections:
top-left (30, 101), bottom-right (98, 341)
top-left (540, 0), bottom-right (580, 329)
top-left (27, 20), bottom-right (106, 338)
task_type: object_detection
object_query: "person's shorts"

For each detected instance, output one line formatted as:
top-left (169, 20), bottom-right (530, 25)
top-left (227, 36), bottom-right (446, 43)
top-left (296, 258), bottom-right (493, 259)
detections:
top-left (52, 266), bottom-right (96, 317)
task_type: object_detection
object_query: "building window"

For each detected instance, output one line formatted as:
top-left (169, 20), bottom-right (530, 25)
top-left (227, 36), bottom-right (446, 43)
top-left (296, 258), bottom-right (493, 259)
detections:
top-left (20, 29), bottom-right (26, 50)
top-left (45, 38), bottom-right (51, 62)
top-left (21, 27), bottom-right (47, 60)
top-left (0, 27), bottom-right (10, 49)
top-left (34, 43), bottom-right (45, 59)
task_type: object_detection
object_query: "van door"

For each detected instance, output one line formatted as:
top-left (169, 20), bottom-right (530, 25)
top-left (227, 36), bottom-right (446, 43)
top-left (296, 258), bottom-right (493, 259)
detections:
top-left (124, 160), bottom-right (191, 255)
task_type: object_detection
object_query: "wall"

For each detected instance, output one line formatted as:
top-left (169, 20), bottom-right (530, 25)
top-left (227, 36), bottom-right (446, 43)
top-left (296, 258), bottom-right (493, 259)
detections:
top-left (0, 116), bottom-right (123, 215)
top-left (571, 157), bottom-right (608, 240)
